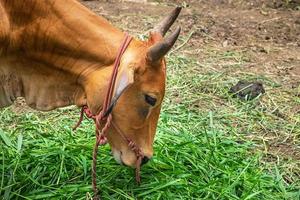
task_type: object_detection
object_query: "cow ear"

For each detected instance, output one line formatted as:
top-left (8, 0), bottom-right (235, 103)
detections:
top-left (104, 66), bottom-right (134, 115)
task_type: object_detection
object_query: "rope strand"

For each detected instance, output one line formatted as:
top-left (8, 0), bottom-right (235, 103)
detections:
top-left (72, 33), bottom-right (144, 200)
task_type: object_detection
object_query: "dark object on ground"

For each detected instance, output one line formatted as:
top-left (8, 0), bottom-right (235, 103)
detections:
top-left (230, 80), bottom-right (265, 100)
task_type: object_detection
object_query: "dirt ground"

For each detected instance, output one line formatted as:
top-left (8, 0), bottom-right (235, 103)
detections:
top-left (81, 0), bottom-right (300, 87)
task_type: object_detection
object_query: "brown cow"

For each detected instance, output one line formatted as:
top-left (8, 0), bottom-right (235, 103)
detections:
top-left (0, 0), bottom-right (181, 168)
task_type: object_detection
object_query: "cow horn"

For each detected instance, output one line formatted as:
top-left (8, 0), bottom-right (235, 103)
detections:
top-left (147, 27), bottom-right (181, 62)
top-left (153, 7), bottom-right (182, 36)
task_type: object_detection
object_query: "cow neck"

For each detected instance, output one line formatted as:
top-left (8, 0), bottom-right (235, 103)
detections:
top-left (73, 33), bottom-right (144, 200)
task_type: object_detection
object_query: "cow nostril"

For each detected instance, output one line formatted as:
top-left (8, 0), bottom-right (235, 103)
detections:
top-left (141, 156), bottom-right (150, 165)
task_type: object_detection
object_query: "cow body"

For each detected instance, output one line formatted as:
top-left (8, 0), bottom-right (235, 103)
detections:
top-left (0, 0), bottom-right (181, 167)
top-left (0, 0), bottom-right (124, 111)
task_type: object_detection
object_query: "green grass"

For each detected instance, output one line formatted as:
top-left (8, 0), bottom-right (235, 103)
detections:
top-left (0, 54), bottom-right (300, 199)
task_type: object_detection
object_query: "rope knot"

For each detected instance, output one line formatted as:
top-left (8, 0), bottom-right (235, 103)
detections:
top-left (84, 106), bottom-right (95, 119)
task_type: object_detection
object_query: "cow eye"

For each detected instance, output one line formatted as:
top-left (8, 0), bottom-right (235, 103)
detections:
top-left (145, 94), bottom-right (157, 106)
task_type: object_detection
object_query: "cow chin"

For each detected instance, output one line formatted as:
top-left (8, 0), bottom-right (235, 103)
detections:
top-left (112, 148), bottom-right (137, 168)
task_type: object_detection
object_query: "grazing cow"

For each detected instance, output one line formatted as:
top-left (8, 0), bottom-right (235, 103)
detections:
top-left (0, 0), bottom-right (181, 169)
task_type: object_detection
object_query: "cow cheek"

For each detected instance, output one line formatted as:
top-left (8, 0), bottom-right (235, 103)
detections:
top-left (106, 130), bottom-right (125, 153)
top-left (138, 106), bottom-right (149, 119)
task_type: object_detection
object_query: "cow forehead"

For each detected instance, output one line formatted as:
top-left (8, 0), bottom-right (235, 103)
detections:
top-left (121, 44), bottom-right (146, 67)
top-left (118, 39), bottom-right (166, 94)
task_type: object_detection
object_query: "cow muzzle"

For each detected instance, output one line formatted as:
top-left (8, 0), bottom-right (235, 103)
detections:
top-left (112, 148), bottom-right (152, 167)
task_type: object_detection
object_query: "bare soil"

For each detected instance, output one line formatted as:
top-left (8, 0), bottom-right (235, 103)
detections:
top-left (81, 0), bottom-right (300, 87)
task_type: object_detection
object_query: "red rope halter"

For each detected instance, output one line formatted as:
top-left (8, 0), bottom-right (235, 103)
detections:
top-left (73, 33), bottom-right (144, 199)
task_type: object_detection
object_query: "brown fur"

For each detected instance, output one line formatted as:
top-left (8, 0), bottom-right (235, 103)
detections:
top-left (0, 0), bottom-right (177, 167)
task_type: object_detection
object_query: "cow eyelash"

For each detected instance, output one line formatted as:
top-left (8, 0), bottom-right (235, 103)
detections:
top-left (144, 94), bottom-right (157, 106)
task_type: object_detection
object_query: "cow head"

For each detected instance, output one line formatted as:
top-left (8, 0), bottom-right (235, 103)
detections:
top-left (103, 7), bottom-right (182, 167)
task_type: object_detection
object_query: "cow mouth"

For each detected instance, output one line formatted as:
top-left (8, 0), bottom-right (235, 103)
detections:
top-left (112, 149), bottom-right (141, 168)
